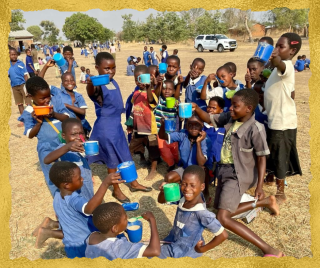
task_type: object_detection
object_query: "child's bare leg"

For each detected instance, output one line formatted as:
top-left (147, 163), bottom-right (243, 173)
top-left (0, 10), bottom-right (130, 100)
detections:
top-left (275, 178), bottom-right (286, 204)
top-left (138, 153), bottom-right (147, 166)
top-left (217, 209), bottom-right (283, 256)
top-left (109, 168), bottom-right (128, 201)
top-left (230, 196), bottom-right (279, 217)
top-left (35, 228), bottom-right (63, 248)
top-left (130, 180), bottom-right (151, 190)
top-left (145, 160), bottom-right (157, 181)
top-left (32, 217), bottom-right (59, 237)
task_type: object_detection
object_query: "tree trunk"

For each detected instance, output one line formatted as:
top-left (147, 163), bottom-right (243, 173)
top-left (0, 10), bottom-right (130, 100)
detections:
top-left (244, 15), bottom-right (253, 43)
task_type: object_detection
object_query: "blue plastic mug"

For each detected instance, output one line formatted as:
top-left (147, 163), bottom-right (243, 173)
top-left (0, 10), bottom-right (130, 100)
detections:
top-left (164, 118), bottom-right (176, 133)
top-left (253, 42), bottom-right (274, 63)
top-left (116, 161), bottom-right (138, 183)
top-left (179, 103), bottom-right (192, 118)
top-left (91, 74), bottom-right (110, 86)
top-left (126, 220), bottom-right (143, 243)
top-left (122, 202), bottom-right (139, 211)
top-left (83, 141), bottom-right (99, 156)
top-left (159, 63), bottom-right (167, 74)
top-left (137, 74), bottom-right (150, 84)
top-left (53, 53), bottom-right (66, 67)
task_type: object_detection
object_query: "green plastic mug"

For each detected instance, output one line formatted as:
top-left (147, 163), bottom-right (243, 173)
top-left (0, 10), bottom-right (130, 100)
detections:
top-left (166, 97), bottom-right (176, 108)
top-left (163, 183), bottom-right (180, 202)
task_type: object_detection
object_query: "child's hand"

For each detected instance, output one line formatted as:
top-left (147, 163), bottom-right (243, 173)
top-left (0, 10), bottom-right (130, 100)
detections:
top-left (270, 48), bottom-right (281, 66)
top-left (177, 75), bottom-right (184, 84)
top-left (156, 74), bottom-right (165, 84)
top-left (194, 240), bottom-right (205, 253)
top-left (141, 211), bottom-right (155, 222)
top-left (31, 111), bottom-right (43, 124)
top-left (206, 73), bottom-right (216, 83)
top-left (245, 68), bottom-right (251, 82)
top-left (127, 126), bottom-right (133, 134)
top-left (67, 140), bottom-right (84, 153)
top-left (43, 106), bottom-right (54, 118)
top-left (86, 76), bottom-right (92, 84)
top-left (68, 57), bottom-right (74, 65)
top-left (190, 65), bottom-right (198, 79)
top-left (254, 187), bottom-right (265, 201)
top-left (160, 117), bottom-right (165, 125)
top-left (159, 181), bottom-right (167, 192)
top-left (46, 59), bottom-right (55, 67)
top-left (103, 172), bottom-right (124, 186)
top-left (191, 102), bottom-right (198, 111)
top-left (196, 131), bottom-right (206, 143)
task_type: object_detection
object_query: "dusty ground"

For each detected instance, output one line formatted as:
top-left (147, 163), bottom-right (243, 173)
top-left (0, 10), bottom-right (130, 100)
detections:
top-left (8, 40), bottom-right (312, 260)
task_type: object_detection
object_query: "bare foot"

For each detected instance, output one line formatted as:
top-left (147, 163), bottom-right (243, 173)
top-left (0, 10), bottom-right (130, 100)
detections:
top-left (145, 170), bottom-right (158, 181)
top-left (275, 192), bottom-right (287, 205)
top-left (130, 182), bottom-right (150, 190)
top-left (35, 228), bottom-right (51, 248)
top-left (17, 122), bottom-right (24, 127)
top-left (32, 217), bottom-right (56, 237)
top-left (266, 196), bottom-right (280, 216)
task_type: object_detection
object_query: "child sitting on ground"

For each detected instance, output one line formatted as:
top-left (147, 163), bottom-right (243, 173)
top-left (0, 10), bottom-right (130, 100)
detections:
top-left (301, 55), bottom-right (310, 69)
top-left (200, 65), bottom-right (244, 112)
top-left (80, 66), bottom-right (86, 83)
top-left (18, 76), bottom-right (69, 196)
top-left (158, 115), bottom-right (212, 201)
top-left (154, 80), bottom-right (181, 172)
top-left (36, 161), bottom-right (124, 258)
top-left (294, 55), bottom-right (305, 72)
top-left (85, 203), bottom-right (161, 259)
top-left (245, 58), bottom-right (265, 89)
top-left (158, 166), bottom-right (228, 258)
top-left (193, 88), bottom-right (283, 258)
top-left (127, 60), bottom-right (135, 76)
top-left (43, 118), bottom-right (94, 200)
top-left (126, 65), bottom-right (160, 181)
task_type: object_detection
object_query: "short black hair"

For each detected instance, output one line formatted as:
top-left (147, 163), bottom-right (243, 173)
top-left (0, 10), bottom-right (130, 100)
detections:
top-left (167, 55), bottom-right (180, 66)
top-left (95, 52), bottom-right (114, 66)
top-left (134, 65), bottom-right (148, 75)
top-left (297, 55), bottom-right (302, 60)
top-left (92, 203), bottom-right (124, 233)
top-left (234, 88), bottom-right (259, 111)
top-left (61, 72), bottom-right (74, 81)
top-left (9, 47), bottom-right (17, 53)
top-left (49, 161), bottom-right (78, 188)
top-left (281, 33), bottom-right (302, 57)
top-left (61, 118), bottom-right (82, 133)
top-left (182, 165), bottom-right (205, 183)
top-left (224, 62), bottom-right (237, 73)
top-left (259, 36), bottom-right (274, 46)
top-left (163, 80), bottom-right (175, 90)
top-left (247, 58), bottom-right (264, 67)
top-left (162, 45), bottom-right (167, 49)
top-left (56, 48), bottom-right (61, 53)
top-left (191, 58), bottom-right (205, 67)
top-left (86, 68), bottom-right (90, 71)
top-left (137, 57), bottom-right (141, 61)
top-left (25, 48), bottom-right (30, 53)
top-left (174, 49), bottom-right (178, 53)
top-left (63, 46), bottom-right (73, 54)
top-left (31, 44), bottom-right (35, 49)
top-left (94, 46), bottom-right (97, 49)
top-left (26, 77), bottom-right (50, 96)
top-left (217, 65), bottom-right (231, 73)
top-left (209, 96), bottom-right (225, 109)
top-left (302, 55), bottom-right (306, 58)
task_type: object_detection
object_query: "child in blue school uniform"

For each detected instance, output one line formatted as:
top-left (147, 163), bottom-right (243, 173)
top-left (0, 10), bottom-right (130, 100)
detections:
top-left (84, 47), bottom-right (89, 58)
top-left (39, 59), bottom-right (92, 139)
top-left (18, 77), bottom-right (70, 196)
top-left (126, 60), bottom-right (135, 76)
top-left (86, 52), bottom-right (151, 204)
top-left (37, 161), bottom-right (124, 258)
top-left (161, 44), bottom-right (168, 63)
top-left (93, 46), bottom-right (98, 60)
top-left (157, 165), bottom-right (228, 259)
top-left (43, 118), bottom-right (94, 200)
top-left (150, 46), bottom-right (160, 66)
top-left (294, 55), bottom-right (305, 72)
top-left (245, 58), bottom-right (265, 89)
top-left (301, 55), bottom-right (310, 69)
top-left (85, 203), bottom-right (161, 260)
top-left (142, 46), bottom-right (152, 67)
top-left (58, 46), bottom-right (77, 82)
top-left (85, 68), bottom-right (92, 81)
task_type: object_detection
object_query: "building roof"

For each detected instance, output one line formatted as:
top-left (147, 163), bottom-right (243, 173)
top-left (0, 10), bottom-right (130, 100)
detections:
top-left (9, 30), bottom-right (33, 38)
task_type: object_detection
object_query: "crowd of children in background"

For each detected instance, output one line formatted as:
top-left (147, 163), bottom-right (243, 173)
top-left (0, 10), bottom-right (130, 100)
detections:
top-left (8, 32), bottom-right (307, 260)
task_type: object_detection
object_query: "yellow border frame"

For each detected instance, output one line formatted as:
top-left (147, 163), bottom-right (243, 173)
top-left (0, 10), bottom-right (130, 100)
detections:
top-left (2, 1), bottom-right (317, 267)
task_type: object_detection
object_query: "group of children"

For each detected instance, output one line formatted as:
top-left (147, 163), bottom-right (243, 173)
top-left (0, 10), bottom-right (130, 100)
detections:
top-left (294, 54), bottom-right (311, 72)
top-left (10, 32), bottom-right (305, 260)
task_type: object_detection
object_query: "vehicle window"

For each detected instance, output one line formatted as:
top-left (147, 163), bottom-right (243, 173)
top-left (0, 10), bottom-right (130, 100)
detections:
top-left (196, 36), bottom-right (204, 40)
top-left (205, 36), bottom-right (211, 40)
top-left (217, 35), bottom-right (228, 39)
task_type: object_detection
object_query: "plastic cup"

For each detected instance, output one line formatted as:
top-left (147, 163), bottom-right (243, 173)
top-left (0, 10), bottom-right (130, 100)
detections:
top-left (164, 118), bottom-right (176, 133)
top-left (126, 220), bottom-right (143, 243)
top-left (91, 74), bottom-right (110, 86)
top-left (159, 63), bottom-right (167, 74)
top-left (253, 42), bottom-right (274, 63)
top-left (137, 74), bottom-right (150, 84)
top-left (52, 53), bottom-right (66, 67)
top-left (84, 141), bottom-right (99, 156)
top-left (116, 161), bottom-right (138, 183)
top-left (166, 97), bottom-right (176, 108)
top-left (179, 103), bottom-right (192, 118)
top-left (163, 183), bottom-right (180, 202)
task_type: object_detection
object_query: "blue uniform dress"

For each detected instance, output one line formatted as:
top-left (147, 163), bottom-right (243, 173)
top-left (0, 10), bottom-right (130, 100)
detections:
top-left (184, 75), bottom-right (210, 111)
top-left (143, 51), bottom-right (151, 67)
top-left (161, 50), bottom-right (168, 63)
top-left (85, 234), bottom-right (147, 260)
top-left (84, 49), bottom-right (89, 57)
top-left (125, 86), bottom-right (140, 143)
top-left (50, 85), bottom-right (92, 135)
top-left (55, 144), bottom-right (94, 200)
top-left (126, 65), bottom-right (135, 76)
top-left (150, 51), bottom-right (158, 65)
top-left (18, 95), bottom-right (70, 196)
top-left (159, 194), bottom-right (224, 259)
top-left (87, 79), bottom-right (132, 169)
top-left (53, 191), bottom-right (98, 258)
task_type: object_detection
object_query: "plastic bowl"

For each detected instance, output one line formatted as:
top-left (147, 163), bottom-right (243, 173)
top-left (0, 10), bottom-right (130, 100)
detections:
top-left (33, 106), bottom-right (52, 116)
top-left (91, 74), bottom-right (110, 86)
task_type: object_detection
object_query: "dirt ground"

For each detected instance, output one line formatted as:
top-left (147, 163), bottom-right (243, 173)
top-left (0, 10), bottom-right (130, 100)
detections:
top-left (8, 40), bottom-right (312, 260)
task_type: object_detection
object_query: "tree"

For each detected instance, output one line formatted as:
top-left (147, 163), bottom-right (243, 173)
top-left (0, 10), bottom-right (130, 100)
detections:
top-left (62, 13), bottom-right (109, 44)
top-left (222, 8), bottom-right (238, 29)
top-left (27, 26), bottom-right (43, 41)
top-left (195, 11), bottom-right (227, 36)
top-left (10, 10), bottom-right (25, 31)
top-left (40, 21), bottom-right (59, 45)
top-left (244, 15), bottom-right (253, 43)
top-left (121, 14), bottom-right (138, 42)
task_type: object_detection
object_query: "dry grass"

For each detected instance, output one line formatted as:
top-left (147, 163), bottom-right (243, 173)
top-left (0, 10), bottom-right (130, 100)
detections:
top-left (8, 40), bottom-right (312, 260)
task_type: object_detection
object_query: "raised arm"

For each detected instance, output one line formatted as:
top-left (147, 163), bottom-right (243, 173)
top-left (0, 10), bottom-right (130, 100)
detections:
top-left (64, 104), bottom-right (86, 116)
top-left (43, 141), bottom-right (84, 164)
top-left (39, 59), bottom-right (55, 78)
top-left (200, 74), bottom-right (216, 100)
top-left (270, 48), bottom-right (286, 74)
top-left (192, 103), bottom-right (211, 124)
top-left (146, 83), bottom-right (156, 104)
top-left (158, 118), bottom-right (169, 141)
top-left (86, 77), bottom-right (95, 97)
top-left (174, 75), bottom-right (184, 100)
top-left (195, 229), bottom-right (228, 253)
top-left (141, 212), bottom-right (161, 257)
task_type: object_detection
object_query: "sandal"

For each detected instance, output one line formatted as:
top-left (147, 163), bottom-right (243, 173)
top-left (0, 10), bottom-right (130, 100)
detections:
top-left (129, 186), bottom-right (152, 193)
top-left (112, 192), bottom-right (131, 204)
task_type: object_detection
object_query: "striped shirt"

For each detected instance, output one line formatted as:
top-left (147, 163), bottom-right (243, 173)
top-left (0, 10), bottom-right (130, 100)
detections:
top-left (154, 96), bottom-right (179, 131)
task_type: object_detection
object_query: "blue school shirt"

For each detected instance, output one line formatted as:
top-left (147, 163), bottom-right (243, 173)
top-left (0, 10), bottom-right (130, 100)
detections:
top-left (53, 191), bottom-right (98, 258)
top-left (84, 49), bottom-right (89, 56)
top-left (26, 55), bottom-right (34, 73)
top-left (127, 65), bottom-right (135, 76)
top-left (59, 60), bottom-right (77, 80)
top-left (150, 51), bottom-right (158, 65)
top-left (85, 235), bottom-right (147, 260)
top-left (222, 83), bottom-right (244, 112)
top-left (127, 56), bottom-right (137, 64)
top-left (304, 58), bottom-right (310, 65)
top-left (254, 105), bottom-right (268, 131)
top-left (184, 75), bottom-right (210, 111)
top-left (143, 51), bottom-right (151, 66)
top-left (168, 129), bottom-right (210, 169)
top-left (295, 59), bottom-right (305, 71)
top-left (8, 60), bottom-right (28, 87)
top-left (159, 194), bottom-right (224, 259)
top-left (203, 122), bottom-right (225, 163)
top-left (161, 50), bottom-right (168, 63)
top-left (93, 49), bottom-right (98, 57)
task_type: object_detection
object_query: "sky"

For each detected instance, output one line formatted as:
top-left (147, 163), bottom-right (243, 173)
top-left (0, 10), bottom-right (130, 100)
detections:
top-left (21, 9), bottom-right (268, 39)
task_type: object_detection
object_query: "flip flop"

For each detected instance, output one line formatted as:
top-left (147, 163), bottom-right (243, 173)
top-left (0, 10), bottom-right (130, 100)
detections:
top-left (112, 193), bottom-right (131, 204)
top-left (129, 186), bottom-right (152, 193)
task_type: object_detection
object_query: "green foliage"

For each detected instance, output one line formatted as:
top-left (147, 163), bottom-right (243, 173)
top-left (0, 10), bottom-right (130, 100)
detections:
top-left (121, 14), bottom-right (138, 42)
top-left (195, 11), bottom-right (227, 36)
top-left (40, 21), bottom-right (59, 45)
top-left (267, 8), bottom-right (309, 30)
top-left (62, 13), bottom-right (113, 44)
top-left (27, 26), bottom-right (43, 41)
top-left (10, 10), bottom-right (25, 31)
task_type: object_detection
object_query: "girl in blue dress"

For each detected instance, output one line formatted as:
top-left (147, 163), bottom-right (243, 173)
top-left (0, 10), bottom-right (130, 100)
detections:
top-left (18, 77), bottom-right (70, 196)
top-left (158, 165), bottom-right (228, 258)
top-left (86, 52), bottom-right (151, 203)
